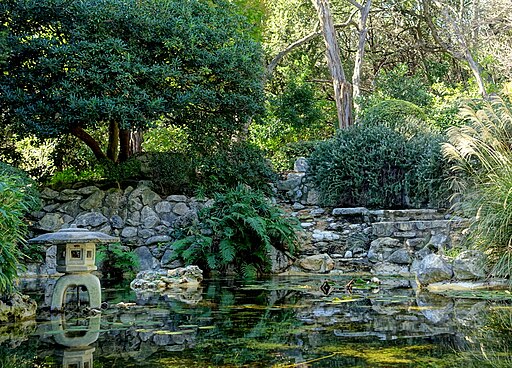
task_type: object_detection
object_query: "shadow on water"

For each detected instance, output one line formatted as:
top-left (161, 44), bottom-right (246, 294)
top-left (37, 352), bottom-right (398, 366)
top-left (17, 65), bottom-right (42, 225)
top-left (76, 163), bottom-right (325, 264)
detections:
top-left (1, 275), bottom-right (511, 367)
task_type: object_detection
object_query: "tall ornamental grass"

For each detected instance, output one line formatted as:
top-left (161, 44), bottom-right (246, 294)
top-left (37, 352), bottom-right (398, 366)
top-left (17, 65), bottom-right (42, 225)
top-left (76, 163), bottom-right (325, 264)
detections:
top-left (443, 96), bottom-right (512, 280)
top-left (0, 163), bottom-right (40, 296)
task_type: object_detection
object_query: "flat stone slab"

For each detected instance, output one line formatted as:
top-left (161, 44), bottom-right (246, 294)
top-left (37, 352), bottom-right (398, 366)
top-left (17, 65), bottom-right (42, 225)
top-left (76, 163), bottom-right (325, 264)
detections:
top-left (427, 279), bottom-right (510, 293)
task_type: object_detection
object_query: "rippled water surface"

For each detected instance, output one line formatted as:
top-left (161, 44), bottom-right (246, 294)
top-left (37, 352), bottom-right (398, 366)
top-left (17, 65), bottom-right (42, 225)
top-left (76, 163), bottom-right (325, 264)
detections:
top-left (1, 275), bottom-right (511, 367)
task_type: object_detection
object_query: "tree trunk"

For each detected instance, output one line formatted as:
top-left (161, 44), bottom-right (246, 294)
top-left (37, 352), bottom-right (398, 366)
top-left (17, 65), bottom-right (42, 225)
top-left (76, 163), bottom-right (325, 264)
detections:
top-left (312, 0), bottom-right (353, 128)
top-left (107, 121), bottom-right (119, 162)
top-left (422, 0), bottom-right (488, 98)
top-left (466, 49), bottom-right (487, 98)
top-left (118, 130), bottom-right (142, 162)
top-left (70, 125), bottom-right (107, 161)
top-left (352, 0), bottom-right (371, 115)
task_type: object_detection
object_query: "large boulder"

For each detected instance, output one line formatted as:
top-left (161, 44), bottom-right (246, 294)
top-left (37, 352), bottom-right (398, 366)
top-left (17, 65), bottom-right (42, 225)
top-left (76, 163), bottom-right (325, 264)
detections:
top-left (415, 254), bottom-right (453, 287)
top-left (367, 237), bottom-right (403, 263)
top-left (75, 212), bottom-right (108, 228)
top-left (36, 213), bottom-right (70, 232)
top-left (134, 246), bottom-right (159, 270)
top-left (453, 250), bottom-right (486, 280)
top-left (297, 254), bottom-right (334, 273)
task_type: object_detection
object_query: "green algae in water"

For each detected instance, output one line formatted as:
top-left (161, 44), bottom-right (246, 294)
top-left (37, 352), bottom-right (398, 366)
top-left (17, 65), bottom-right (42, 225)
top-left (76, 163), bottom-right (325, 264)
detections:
top-left (1, 277), bottom-right (510, 367)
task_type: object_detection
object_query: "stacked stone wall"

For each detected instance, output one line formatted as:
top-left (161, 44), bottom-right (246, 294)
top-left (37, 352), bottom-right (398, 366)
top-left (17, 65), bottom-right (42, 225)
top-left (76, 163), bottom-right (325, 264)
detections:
top-left (28, 182), bottom-right (466, 277)
top-left (30, 182), bottom-right (211, 272)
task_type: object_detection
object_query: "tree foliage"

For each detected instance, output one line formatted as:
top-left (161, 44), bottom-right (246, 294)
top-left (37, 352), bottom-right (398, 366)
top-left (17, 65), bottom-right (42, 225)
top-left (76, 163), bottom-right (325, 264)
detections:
top-left (0, 0), bottom-right (264, 162)
top-left (0, 163), bottom-right (40, 295)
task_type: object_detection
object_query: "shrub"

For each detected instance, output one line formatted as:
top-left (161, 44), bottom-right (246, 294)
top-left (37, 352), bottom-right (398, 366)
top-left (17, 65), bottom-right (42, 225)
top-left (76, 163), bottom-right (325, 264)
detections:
top-left (96, 243), bottom-right (139, 282)
top-left (0, 163), bottom-right (40, 295)
top-left (143, 152), bottom-right (196, 196)
top-left (309, 124), bottom-right (449, 209)
top-left (171, 185), bottom-right (300, 277)
top-left (48, 157), bottom-right (142, 189)
top-left (360, 99), bottom-right (435, 137)
top-left (195, 141), bottom-right (277, 195)
top-left (443, 96), bottom-right (512, 281)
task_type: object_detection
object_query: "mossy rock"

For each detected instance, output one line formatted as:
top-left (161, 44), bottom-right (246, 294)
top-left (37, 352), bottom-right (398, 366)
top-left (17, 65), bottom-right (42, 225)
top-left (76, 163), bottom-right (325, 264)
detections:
top-left (0, 293), bottom-right (37, 322)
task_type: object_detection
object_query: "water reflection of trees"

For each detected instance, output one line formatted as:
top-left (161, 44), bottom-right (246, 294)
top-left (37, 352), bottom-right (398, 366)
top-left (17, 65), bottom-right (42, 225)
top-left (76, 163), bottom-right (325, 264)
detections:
top-left (456, 303), bottom-right (512, 368)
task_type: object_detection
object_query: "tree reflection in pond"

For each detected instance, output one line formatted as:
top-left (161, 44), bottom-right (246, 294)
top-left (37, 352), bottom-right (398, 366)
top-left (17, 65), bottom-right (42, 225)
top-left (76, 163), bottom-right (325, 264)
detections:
top-left (0, 276), bottom-right (511, 367)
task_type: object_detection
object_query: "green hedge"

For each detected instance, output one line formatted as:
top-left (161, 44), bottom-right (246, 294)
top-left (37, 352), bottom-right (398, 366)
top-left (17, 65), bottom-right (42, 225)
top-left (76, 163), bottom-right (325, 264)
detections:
top-left (308, 124), bottom-right (449, 209)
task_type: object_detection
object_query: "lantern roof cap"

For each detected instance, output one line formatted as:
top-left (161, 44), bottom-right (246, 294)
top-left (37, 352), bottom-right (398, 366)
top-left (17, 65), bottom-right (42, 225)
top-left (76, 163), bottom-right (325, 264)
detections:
top-left (28, 224), bottom-right (120, 244)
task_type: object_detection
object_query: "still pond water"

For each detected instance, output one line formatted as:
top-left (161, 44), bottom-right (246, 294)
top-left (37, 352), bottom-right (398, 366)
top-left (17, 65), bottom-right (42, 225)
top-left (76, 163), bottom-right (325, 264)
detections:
top-left (1, 275), bottom-right (511, 367)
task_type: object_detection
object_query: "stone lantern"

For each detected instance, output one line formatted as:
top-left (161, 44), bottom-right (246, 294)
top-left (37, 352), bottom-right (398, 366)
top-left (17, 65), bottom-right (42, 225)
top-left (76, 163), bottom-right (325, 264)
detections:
top-left (29, 224), bottom-right (118, 273)
top-left (29, 225), bottom-right (119, 311)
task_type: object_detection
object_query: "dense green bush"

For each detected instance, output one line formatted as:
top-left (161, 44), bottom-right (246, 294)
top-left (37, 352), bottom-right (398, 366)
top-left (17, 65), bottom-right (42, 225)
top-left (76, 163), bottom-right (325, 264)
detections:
top-left (309, 124), bottom-right (449, 209)
top-left (195, 142), bottom-right (277, 195)
top-left (0, 163), bottom-right (40, 295)
top-left (48, 157), bottom-right (142, 189)
top-left (171, 185), bottom-right (300, 277)
top-left (360, 99), bottom-right (434, 137)
top-left (444, 96), bottom-right (512, 280)
top-left (145, 153), bottom-right (196, 196)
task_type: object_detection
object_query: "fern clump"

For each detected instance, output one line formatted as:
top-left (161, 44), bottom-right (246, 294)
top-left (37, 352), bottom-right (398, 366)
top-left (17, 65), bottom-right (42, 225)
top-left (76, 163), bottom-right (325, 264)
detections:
top-left (171, 185), bottom-right (300, 278)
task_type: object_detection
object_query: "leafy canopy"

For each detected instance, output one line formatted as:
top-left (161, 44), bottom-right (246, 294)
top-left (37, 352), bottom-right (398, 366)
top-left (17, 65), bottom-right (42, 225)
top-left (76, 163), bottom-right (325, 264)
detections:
top-left (0, 0), bottom-right (264, 161)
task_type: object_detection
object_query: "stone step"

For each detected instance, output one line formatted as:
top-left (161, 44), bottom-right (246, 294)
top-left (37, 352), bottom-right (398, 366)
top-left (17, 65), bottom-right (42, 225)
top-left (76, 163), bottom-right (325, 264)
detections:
top-left (368, 209), bottom-right (446, 222)
top-left (371, 219), bottom-right (459, 238)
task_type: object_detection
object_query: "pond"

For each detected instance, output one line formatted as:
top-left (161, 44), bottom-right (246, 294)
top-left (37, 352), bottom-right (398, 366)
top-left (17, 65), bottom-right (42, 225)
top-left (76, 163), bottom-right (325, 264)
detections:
top-left (1, 275), bottom-right (511, 367)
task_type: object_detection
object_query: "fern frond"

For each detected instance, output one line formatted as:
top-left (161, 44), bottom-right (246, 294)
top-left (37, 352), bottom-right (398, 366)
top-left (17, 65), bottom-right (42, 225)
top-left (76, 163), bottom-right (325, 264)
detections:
top-left (219, 239), bottom-right (235, 263)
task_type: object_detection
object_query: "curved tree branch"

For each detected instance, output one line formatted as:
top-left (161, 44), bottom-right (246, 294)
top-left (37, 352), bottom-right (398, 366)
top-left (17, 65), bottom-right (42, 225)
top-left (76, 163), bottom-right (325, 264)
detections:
top-left (266, 11), bottom-right (358, 79)
top-left (69, 125), bottom-right (107, 161)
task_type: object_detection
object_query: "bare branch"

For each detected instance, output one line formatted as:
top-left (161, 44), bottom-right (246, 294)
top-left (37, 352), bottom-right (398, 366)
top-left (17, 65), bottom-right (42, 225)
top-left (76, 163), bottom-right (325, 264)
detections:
top-left (347, 0), bottom-right (363, 10)
top-left (266, 11), bottom-right (358, 77)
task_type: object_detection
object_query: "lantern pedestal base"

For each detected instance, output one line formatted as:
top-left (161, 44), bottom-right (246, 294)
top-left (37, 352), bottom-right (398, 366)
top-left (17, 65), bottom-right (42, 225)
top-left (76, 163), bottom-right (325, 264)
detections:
top-left (51, 273), bottom-right (101, 311)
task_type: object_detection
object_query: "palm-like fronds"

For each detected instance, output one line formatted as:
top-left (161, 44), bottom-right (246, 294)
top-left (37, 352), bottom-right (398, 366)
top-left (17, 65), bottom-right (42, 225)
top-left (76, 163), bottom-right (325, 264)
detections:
top-left (171, 185), bottom-right (301, 277)
top-left (443, 96), bottom-right (512, 280)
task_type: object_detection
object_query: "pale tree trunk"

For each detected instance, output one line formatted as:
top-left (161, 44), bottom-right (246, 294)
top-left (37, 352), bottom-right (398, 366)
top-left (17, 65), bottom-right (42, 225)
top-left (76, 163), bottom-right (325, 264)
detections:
top-left (350, 0), bottom-right (371, 114)
top-left (312, 0), bottom-right (353, 128)
top-left (422, 0), bottom-right (488, 98)
top-left (466, 49), bottom-right (487, 98)
top-left (119, 130), bottom-right (143, 163)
